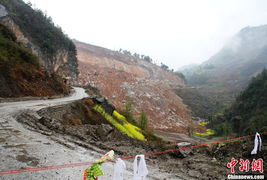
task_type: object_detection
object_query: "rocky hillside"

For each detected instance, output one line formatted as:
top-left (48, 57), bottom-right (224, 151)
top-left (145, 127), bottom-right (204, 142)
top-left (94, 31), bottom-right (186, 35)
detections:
top-left (0, 23), bottom-right (69, 97)
top-left (76, 41), bottom-right (193, 133)
top-left (0, 0), bottom-right (78, 83)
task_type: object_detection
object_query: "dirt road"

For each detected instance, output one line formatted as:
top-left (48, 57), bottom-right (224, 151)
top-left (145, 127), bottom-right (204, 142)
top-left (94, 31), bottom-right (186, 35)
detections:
top-left (0, 87), bottom-right (182, 180)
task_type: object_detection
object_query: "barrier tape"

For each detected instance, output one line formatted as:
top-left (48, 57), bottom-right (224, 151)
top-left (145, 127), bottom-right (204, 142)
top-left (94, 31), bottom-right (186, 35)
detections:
top-left (0, 131), bottom-right (266, 175)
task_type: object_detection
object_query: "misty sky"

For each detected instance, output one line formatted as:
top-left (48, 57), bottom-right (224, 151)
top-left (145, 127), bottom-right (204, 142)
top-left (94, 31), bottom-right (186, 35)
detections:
top-left (23, 0), bottom-right (267, 70)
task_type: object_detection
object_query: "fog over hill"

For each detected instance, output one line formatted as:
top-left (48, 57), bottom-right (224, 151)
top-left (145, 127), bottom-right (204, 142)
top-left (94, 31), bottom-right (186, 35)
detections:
top-left (180, 24), bottom-right (267, 106)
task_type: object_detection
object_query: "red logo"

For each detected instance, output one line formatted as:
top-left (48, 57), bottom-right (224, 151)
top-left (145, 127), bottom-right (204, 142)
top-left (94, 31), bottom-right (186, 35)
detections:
top-left (251, 158), bottom-right (263, 173)
top-left (227, 158), bottom-right (238, 173)
top-left (227, 158), bottom-right (263, 174)
top-left (239, 159), bottom-right (250, 172)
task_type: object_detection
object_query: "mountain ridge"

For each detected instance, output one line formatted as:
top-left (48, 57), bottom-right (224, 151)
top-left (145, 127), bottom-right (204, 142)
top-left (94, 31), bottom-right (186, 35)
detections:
top-left (180, 24), bottom-right (267, 108)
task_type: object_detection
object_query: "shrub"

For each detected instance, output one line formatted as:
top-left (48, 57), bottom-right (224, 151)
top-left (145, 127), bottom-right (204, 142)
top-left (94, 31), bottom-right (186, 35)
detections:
top-left (139, 111), bottom-right (148, 130)
top-left (120, 100), bottom-right (138, 125)
top-left (141, 130), bottom-right (163, 144)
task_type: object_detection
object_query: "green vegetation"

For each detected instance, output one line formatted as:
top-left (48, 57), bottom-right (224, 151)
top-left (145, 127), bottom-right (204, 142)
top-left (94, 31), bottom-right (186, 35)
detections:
top-left (120, 100), bottom-right (138, 125)
top-left (0, 0), bottom-right (76, 57)
top-left (193, 121), bottom-right (215, 137)
top-left (0, 23), bottom-right (68, 97)
top-left (181, 26), bottom-right (267, 110)
top-left (180, 64), bottom-right (215, 85)
top-left (193, 129), bottom-right (215, 137)
top-left (160, 63), bottom-right (170, 71)
top-left (0, 23), bottom-right (16, 41)
top-left (141, 129), bottom-right (163, 144)
top-left (187, 69), bottom-right (213, 85)
top-left (213, 122), bottom-right (232, 137)
top-left (0, 23), bottom-right (38, 66)
top-left (113, 110), bottom-right (127, 122)
top-left (139, 111), bottom-right (148, 130)
top-left (93, 105), bottom-right (146, 141)
top-left (175, 88), bottom-right (224, 119)
top-left (93, 103), bottom-right (162, 143)
top-left (199, 121), bottom-right (209, 126)
top-left (209, 69), bottom-right (267, 136)
top-left (118, 48), bottom-right (153, 63)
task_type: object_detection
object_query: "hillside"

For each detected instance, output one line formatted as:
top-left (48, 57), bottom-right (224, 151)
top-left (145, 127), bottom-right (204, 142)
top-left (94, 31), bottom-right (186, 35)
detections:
top-left (0, 0), bottom-right (78, 83)
top-left (181, 25), bottom-right (267, 106)
top-left (75, 41), bottom-right (193, 133)
top-left (209, 69), bottom-right (267, 136)
top-left (0, 0), bottom-right (81, 97)
top-left (0, 23), bottom-right (69, 97)
top-left (175, 87), bottom-right (223, 119)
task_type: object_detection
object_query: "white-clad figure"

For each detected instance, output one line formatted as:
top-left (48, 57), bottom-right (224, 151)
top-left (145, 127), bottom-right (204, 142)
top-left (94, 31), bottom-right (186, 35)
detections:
top-left (113, 158), bottom-right (126, 180)
top-left (133, 155), bottom-right (148, 180)
top-left (251, 132), bottom-right (262, 155)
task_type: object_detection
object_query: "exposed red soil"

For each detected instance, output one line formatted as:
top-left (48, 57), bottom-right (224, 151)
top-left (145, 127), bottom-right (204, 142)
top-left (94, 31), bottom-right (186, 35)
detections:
top-left (0, 61), bottom-right (69, 98)
top-left (76, 41), bottom-right (193, 133)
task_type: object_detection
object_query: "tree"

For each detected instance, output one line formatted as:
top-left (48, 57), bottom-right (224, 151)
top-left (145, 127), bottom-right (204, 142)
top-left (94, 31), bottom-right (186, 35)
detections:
top-left (139, 111), bottom-right (148, 130)
top-left (122, 50), bottom-right (131, 56)
top-left (133, 53), bottom-right (140, 59)
top-left (121, 100), bottom-right (137, 125)
top-left (144, 56), bottom-right (152, 62)
top-left (160, 63), bottom-right (169, 71)
top-left (222, 122), bottom-right (232, 138)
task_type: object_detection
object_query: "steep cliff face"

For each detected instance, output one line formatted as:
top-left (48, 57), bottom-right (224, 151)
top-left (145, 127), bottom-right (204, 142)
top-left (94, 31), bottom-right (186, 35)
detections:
top-left (76, 41), bottom-right (192, 133)
top-left (0, 1), bottom-right (78, 83)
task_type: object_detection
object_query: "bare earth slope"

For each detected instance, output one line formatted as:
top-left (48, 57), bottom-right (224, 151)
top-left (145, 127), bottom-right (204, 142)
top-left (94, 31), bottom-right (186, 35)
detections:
top-left (76, 41), bottom-right (192, 133)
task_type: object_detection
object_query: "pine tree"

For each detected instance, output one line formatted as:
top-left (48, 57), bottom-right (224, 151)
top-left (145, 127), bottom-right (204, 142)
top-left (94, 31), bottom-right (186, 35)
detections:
top-left (121, 100), bottom-right (137, 125)
top-left (139, 111), bottom-right (148, 130)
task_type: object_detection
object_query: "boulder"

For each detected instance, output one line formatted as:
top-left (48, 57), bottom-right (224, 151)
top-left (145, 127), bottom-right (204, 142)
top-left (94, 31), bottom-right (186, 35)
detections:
top-left (177, 142), bottom-right (193, 158)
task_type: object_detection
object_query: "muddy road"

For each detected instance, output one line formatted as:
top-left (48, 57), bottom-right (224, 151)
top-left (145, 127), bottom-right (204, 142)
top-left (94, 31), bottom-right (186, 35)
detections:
top-left (0, 87), bottom-right (182, 180)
